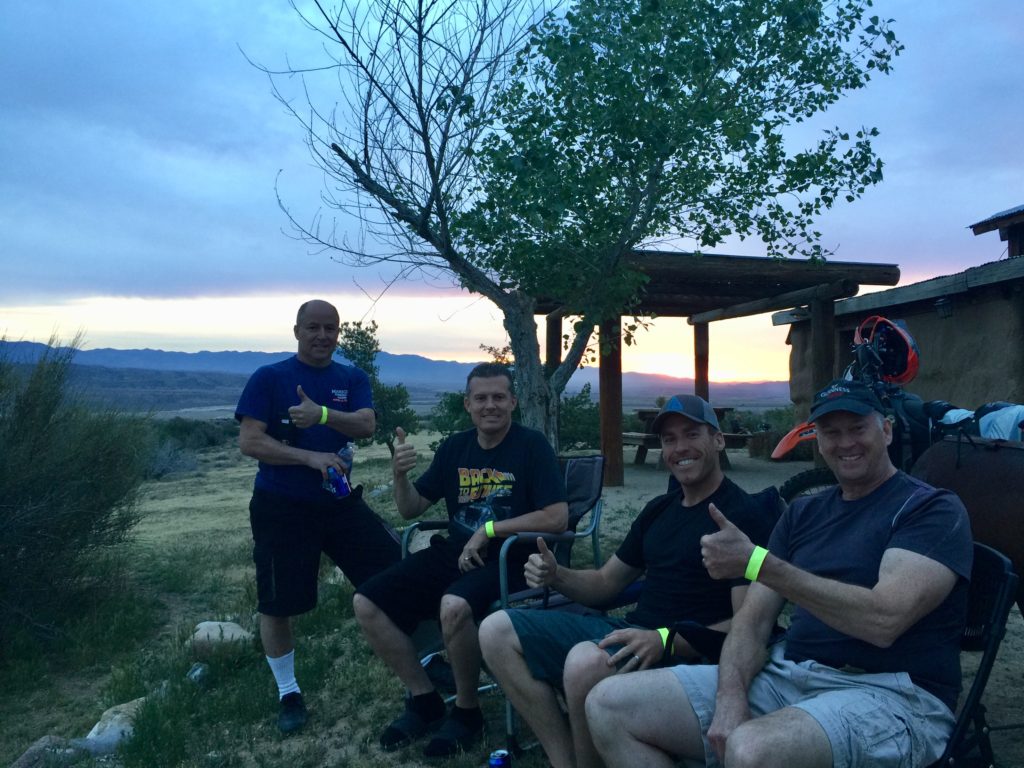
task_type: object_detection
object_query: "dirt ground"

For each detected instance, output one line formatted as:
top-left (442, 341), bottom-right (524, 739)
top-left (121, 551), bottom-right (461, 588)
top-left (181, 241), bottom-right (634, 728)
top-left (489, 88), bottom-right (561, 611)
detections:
top-left (616, 447), bottom-right (1024, 766)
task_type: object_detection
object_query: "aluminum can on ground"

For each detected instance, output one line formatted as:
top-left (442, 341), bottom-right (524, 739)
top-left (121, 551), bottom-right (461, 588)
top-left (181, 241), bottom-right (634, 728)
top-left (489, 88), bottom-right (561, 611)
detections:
top-left (489, 749), bottom-right (511, 767)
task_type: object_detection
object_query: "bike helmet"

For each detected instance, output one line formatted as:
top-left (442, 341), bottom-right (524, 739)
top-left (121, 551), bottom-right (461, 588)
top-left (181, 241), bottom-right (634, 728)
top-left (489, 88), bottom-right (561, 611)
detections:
top-left (853, 316), bottom-right (920, 384)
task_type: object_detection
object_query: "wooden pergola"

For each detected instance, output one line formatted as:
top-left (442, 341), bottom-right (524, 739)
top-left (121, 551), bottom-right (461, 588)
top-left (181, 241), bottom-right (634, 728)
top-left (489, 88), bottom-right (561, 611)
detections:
top-left (537, 251), bottom-right (900, 486)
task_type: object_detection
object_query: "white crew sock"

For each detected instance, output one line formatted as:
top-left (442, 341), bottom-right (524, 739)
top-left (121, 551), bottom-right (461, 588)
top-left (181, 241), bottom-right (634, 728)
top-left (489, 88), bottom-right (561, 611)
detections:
top-left (266, 650), bottom-right (301, 699)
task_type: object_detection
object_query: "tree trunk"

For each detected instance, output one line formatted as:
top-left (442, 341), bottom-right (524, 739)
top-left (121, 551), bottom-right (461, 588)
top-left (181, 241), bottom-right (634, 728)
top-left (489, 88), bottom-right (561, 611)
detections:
top-left (502, 292), bottom-right (560, 451)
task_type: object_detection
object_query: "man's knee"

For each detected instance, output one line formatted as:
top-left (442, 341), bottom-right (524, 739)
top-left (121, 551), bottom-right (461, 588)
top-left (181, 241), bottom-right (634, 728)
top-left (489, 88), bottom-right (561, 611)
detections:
top-left (478, 610), bottom-right (515, 659)
top-left (352, 593), bottom-right (380, 626)
top-left (723, 723), bottom-right (775, 768)
top-left (261, 613), bottom-right (291, 629)
top-left (724, 709), bottom-right (832, 768)
top-left (564, 640), bottom-right (612, 697)
top-left (439, 594), bottom-right (474, 635)
top-left (584, 675), bottom-right (626, 733)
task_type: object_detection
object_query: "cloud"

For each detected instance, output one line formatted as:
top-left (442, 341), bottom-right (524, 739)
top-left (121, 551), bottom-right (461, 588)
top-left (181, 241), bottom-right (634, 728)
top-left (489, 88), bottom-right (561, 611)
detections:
top-left (0, 0), bottom-right (370, 301)
top-left (1, 0), bottom-right (1022, 325)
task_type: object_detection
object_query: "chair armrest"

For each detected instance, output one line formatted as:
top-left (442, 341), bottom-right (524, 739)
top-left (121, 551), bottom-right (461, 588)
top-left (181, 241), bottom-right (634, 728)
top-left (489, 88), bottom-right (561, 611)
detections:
top-left (495, 529), bottom-right (591, 607)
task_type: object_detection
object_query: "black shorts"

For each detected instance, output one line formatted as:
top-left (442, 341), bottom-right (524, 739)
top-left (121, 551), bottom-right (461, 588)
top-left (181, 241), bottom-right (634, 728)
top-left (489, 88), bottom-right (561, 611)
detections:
top-left (355, 535), bottom-right (531, 635)
top-left (249, 486), bottom-right (401, 617)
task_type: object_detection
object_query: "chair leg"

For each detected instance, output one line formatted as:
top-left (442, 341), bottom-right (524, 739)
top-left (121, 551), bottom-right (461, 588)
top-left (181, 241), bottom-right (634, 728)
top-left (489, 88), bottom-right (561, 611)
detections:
top-left (976, 705), bottom-right (997, 768)
top-left (505, 696), bottom-right (518, 752)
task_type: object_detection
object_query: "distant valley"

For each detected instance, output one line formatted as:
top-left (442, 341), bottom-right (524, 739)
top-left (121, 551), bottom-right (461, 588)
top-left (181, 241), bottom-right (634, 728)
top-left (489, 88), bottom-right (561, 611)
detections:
top-left (2, 341), bottom-right (791, 415)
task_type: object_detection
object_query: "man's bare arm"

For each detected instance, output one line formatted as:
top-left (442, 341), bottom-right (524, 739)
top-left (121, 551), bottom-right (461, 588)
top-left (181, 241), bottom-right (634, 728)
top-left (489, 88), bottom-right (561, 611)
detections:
top-left (708, 584), bottom-right (787, 760)
top-left (702, 503), bottom-right (959, 647)
top-left (286, 384), bottom-right (375, 438)
top-left (238, 416), bottom-right (343, 478)
top-left (528, 549), bottom-right (642, 606)
top-left (323, 406), bottom-right (375, 438)
top-left (462, 501), bottom-right (569, 567)
top-left (390, 426), bottom-right (432, 520)
top-left (756, 547), bottom-right (957, 647)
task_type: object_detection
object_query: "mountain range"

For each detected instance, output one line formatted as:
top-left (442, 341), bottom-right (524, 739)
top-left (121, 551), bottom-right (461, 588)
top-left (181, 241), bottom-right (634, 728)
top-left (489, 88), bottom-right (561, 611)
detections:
top-left (1, 340), bottom-right (791, 413)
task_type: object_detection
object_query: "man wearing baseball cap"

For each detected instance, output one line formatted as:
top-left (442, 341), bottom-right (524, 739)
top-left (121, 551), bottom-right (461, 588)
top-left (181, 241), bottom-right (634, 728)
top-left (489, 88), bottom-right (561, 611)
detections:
top-left (480, 394), bottom-right (776, 768)
top-left (588, 378), bottom-right (973, 768)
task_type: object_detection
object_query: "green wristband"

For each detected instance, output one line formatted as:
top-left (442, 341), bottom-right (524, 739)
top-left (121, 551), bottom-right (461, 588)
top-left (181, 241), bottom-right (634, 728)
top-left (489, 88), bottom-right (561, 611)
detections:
top-left (656, 627), bottom-right (670, 649)
top-left (745, 546), bottom-right (769, 582)
top-left (319, 405), bottom-right (328, 425)
top-left (485, 520), bottom-right (496, 539)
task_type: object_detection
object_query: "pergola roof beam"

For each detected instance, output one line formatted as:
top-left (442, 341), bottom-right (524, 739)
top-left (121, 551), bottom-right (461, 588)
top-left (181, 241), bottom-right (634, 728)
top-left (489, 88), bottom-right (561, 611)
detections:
top-left (689, 279), bottom-right (860, 324)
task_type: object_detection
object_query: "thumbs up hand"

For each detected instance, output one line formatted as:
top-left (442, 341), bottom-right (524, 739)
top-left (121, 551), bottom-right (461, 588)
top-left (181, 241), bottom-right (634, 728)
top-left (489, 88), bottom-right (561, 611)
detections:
top-left (699, 503), bottom-right (755, 580)
top-left (524, 537), bottom-right (559, 588)
top-left (288, 385), bottom-right (323, 429)
top-left (391, 426), bottom-right (417, 477)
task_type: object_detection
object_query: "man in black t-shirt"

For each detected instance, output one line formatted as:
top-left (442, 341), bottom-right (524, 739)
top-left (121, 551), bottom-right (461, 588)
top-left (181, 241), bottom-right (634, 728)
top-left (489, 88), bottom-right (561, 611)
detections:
top-left (478, 395), bottom-right (775, 768)
top-left (354, 363), bottom-right (568, 759)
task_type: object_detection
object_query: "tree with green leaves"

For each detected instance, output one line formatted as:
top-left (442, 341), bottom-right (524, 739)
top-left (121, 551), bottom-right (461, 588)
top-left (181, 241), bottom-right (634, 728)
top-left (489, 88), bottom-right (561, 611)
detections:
top-left (336, 320), bottom-right (417, 449)
top-left (269, 0), bottom-right (900, 448)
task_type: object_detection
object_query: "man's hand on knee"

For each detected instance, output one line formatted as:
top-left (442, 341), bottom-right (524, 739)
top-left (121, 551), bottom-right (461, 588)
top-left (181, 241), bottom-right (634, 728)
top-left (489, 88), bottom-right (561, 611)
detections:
top-left (598, 627), bottom-right (664, 671)
top-left (707, 692), bottom-right (753, 763)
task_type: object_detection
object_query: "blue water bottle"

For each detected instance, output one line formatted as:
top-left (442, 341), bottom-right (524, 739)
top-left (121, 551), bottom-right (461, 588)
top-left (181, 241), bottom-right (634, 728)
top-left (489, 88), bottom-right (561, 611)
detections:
top-left (323, 442), bottom-right (355, 498)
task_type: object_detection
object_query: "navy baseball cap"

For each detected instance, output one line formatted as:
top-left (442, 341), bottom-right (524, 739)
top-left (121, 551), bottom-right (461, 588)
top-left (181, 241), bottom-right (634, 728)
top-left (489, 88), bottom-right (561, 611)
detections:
top-left (809, 379), bottom-right (886, 422)
top-left (651, 394), bottom-right (720, 433)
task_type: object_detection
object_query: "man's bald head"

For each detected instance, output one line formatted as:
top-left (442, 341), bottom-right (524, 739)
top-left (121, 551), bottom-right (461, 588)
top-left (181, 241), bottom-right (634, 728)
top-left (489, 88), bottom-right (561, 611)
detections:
top-left (294, 300), bottom-right (341, 367)
top-left (296, 300), bottom-right (339, 326)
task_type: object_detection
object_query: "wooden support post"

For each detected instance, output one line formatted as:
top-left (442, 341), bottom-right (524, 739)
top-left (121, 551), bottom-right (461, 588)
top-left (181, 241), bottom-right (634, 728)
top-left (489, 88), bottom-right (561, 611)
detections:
top-left (694, 322), bottom-right (710, 401)
top-left (809, 299), bottom-right (836, 393)
top-left (599, 317), bottom-right (624, 487)
top-left (545, 314), bottom-right (562, 376)
top-left (809, 299), bottom-right (836, 467)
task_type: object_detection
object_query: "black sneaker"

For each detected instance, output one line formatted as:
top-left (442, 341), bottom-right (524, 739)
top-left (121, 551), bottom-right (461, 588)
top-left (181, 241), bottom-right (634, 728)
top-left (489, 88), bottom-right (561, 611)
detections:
top-left (423, 708), bottom-right (483, 758)
top-left (278, 692), bottom-right (308, 734)
top-left (380, 695), bottom-right (445, 751)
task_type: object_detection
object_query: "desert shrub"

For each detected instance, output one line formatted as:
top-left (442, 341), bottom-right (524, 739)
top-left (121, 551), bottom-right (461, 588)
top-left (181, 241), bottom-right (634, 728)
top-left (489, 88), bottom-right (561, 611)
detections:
top-left (730, 406), bottom-right (796, 433)
top-left (559, 384), bottom-right (600, 450)
top-left (146, 417), bottom-right (237, 478)
top-left (0, 339), bottom-right (152, 642)
top-left (154, 417), bottom-right (238, 451)
top-left (146, 439), bottom-right (199, 479)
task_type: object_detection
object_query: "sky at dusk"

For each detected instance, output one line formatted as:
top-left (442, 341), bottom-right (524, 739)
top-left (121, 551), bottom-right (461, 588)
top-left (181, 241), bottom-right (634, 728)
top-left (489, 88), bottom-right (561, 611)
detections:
top-left (2, 1), bottom-right (1022, 381)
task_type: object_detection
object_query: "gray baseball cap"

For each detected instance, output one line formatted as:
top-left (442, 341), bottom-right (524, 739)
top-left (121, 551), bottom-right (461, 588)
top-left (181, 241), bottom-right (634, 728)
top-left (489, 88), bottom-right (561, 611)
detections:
top-left (650, 394), bottom-right (720, 433)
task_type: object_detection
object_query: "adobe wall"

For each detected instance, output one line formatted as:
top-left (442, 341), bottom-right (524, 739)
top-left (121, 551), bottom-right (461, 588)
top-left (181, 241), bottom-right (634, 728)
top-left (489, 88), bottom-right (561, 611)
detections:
top-left (788, 282), bottom-right (1024, 411)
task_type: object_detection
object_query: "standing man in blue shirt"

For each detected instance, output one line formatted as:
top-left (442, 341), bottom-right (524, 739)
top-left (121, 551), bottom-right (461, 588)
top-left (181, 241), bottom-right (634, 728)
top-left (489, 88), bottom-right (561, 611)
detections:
top-left (236, 299), bottom-right (400, 734)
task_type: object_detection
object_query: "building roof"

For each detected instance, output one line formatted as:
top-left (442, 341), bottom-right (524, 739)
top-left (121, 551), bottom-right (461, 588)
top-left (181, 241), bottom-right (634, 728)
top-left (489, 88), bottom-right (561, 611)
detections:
top-left (772, 257), bottom-right (1024, 324)
top-left (969, 203), bottom-right (1024, 236)
top-left (535, 250), bottom-right (900, 318)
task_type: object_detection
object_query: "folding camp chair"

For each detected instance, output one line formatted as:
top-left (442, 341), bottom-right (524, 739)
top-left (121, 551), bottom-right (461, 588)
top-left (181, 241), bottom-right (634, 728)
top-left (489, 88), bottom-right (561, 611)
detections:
top-left (930, 542), bottom-right (1019, 768)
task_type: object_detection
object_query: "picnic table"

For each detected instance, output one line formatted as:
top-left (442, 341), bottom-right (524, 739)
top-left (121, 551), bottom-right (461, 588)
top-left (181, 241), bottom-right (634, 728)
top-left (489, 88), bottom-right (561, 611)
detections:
top-left (625, 406), bottom-right (751, 469)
